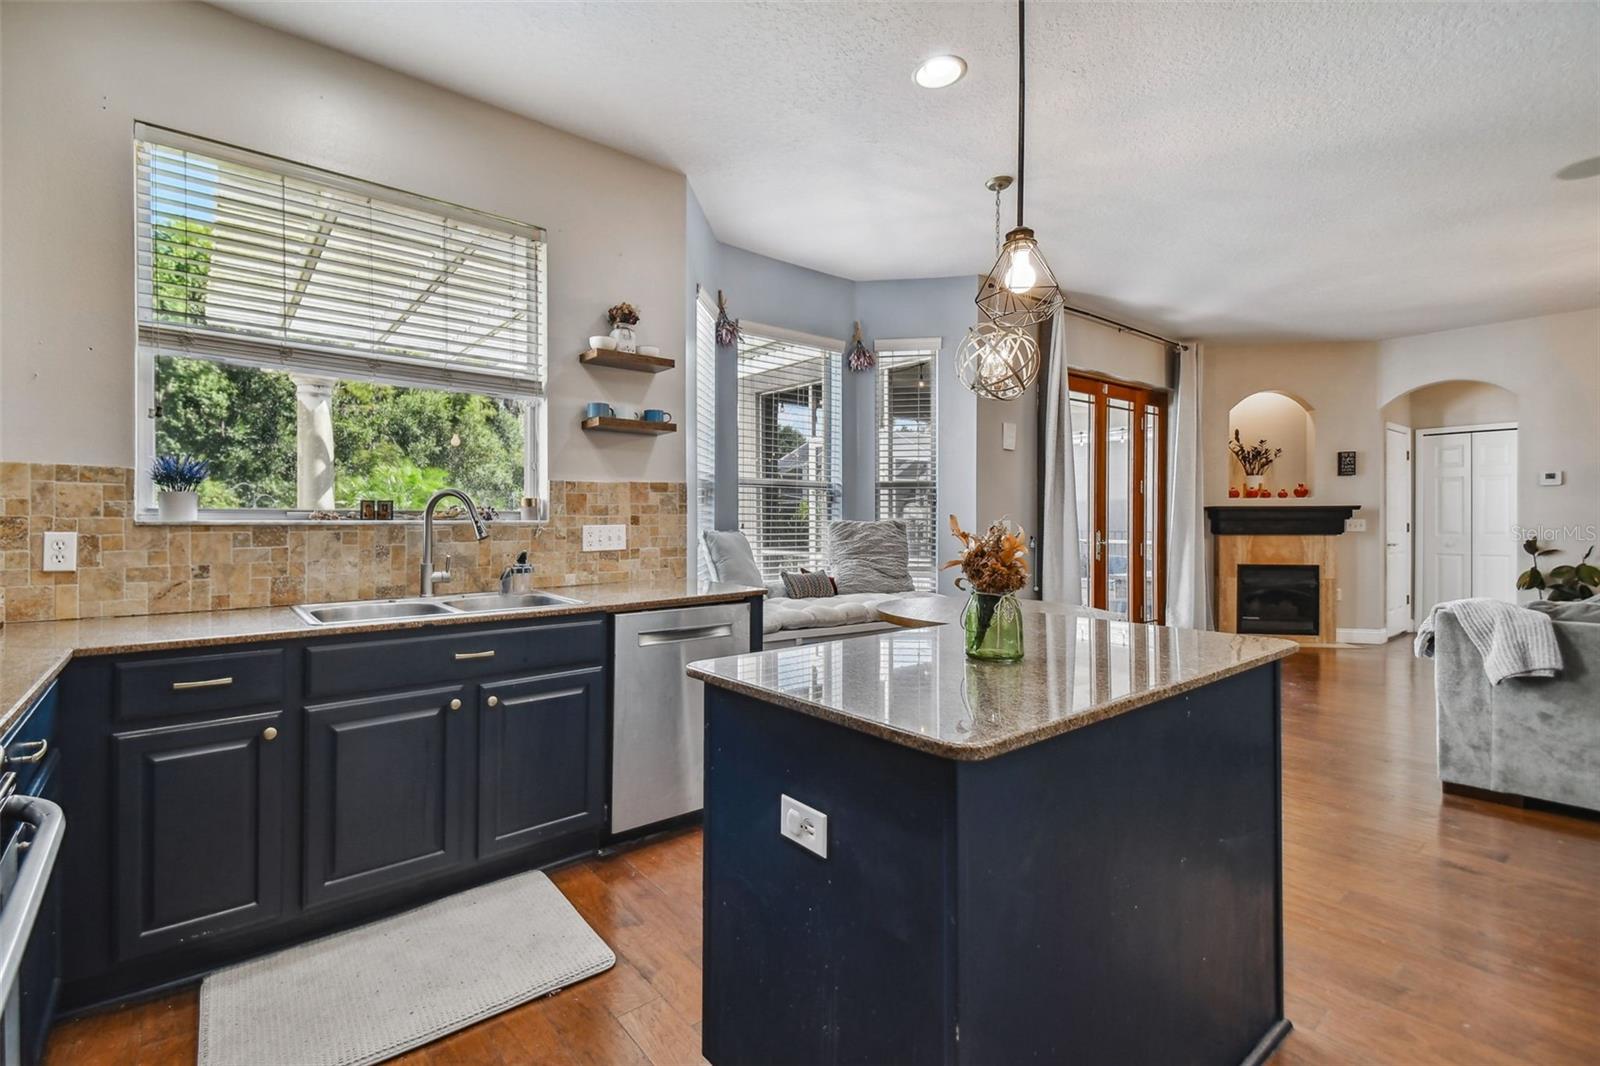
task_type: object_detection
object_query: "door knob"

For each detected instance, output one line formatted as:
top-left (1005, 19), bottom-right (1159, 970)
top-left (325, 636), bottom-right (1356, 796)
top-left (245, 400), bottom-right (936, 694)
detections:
top-left (487, 695), bottom-right (499, 707)
top-left (262, 727), bottom-right (278, 742)
top-left (449, 698), bottom-right (462, 711)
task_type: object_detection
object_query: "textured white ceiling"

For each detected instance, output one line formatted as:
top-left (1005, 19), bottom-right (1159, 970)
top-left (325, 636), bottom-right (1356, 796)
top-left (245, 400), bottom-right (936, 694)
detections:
top-left (215, 1), bottom-right (1600, 340)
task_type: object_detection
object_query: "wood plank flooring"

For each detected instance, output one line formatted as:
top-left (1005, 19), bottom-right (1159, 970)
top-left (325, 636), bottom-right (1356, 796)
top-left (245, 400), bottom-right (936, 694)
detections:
top-left (45, 639), bottom-right (1600, 1064)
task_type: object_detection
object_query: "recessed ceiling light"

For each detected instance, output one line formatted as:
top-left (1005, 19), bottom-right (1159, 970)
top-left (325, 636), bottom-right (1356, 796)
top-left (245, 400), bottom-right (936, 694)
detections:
top-left (914, 55), bottom-right (967, 89)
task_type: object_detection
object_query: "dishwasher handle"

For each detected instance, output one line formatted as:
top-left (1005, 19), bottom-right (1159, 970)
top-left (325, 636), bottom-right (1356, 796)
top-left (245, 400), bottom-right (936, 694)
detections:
top-left (0, 796), bottom-right (65, 1004)
top-left (637, 623), bottom-right (736, 647)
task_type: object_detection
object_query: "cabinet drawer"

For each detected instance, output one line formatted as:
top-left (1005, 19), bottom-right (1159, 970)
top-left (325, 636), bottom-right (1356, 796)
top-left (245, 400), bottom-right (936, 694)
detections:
top-left (114, 648), bottom-right (285, 722)
top-left (303, 617), bottom-right (605, 699)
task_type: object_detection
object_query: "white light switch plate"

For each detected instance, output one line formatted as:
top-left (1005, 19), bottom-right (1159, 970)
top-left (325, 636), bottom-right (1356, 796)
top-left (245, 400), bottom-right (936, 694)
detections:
top-left (42, 531), bottom-right (77, 572)
top-left (779, 794), bottom-right (828, 859)
top-left (1001, 421), bottom-right (1018, 451)
top-left (582, 524), bottom-right (627, 551)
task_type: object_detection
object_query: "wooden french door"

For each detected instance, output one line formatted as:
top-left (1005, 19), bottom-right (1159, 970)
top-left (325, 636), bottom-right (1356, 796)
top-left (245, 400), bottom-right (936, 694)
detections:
top-left (1068, 373), bottom-right (1168, 622)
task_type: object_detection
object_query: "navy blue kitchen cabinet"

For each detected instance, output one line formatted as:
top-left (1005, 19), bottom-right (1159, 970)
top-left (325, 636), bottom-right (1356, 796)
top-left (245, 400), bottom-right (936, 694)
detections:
top-left (55, 613), bottom-right (610, 1010)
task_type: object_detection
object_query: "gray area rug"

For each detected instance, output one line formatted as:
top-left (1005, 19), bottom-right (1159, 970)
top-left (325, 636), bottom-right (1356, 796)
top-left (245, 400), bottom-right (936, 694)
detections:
top-left (198, 870), bottom-right (615, 1066)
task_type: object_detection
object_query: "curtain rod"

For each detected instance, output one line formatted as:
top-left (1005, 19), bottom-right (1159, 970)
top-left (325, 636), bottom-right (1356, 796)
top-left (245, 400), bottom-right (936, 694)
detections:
top-left (1060, 304), bottom-right (1185, 349)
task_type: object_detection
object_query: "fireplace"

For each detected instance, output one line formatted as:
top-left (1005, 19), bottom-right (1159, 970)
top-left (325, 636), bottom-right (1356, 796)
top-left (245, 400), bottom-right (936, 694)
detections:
top-left (1237, 564), bottom-right (1320, 636)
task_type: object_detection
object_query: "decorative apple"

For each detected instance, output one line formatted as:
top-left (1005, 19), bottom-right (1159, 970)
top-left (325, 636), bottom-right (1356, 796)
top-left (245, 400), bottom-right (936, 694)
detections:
top-left (1293, 483), bottom-right (1310, 498)
top-left (1278, 489), bottom-right (1289, 498)
top-left (1228, 486), bottom-right (1241, 498)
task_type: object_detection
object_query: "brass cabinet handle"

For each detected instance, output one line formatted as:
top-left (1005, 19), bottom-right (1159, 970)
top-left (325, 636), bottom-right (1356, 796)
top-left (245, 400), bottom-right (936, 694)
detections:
top-left (449, 698), bottom-right (462, 711)
top-left (486, 695), bottom-right (499, 707)
top-left (172, 676), bottom-right (234, 691)
top-left (454, 650), bottom-right (495, 661)
top-left (262, 727), bottom-right (278, 741)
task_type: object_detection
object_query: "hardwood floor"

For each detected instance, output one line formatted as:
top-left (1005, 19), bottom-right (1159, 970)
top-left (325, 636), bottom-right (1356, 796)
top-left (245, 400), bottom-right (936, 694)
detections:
top-left (44, 639), bottom-right (1600, 1065)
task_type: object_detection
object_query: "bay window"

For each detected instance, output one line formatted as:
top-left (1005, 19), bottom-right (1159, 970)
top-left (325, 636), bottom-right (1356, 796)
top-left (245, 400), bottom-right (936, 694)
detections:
top-left (134, 125), bottom-right (547, 516)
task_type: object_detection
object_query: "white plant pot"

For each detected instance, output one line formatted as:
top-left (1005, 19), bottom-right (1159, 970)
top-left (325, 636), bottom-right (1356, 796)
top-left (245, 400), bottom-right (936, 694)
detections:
top-left (157, 490), bottom-right (199, 522)
top-left (1244, 475), bottom-right (1265, 493)
top-left (609, 324), bottom-right (638, 353)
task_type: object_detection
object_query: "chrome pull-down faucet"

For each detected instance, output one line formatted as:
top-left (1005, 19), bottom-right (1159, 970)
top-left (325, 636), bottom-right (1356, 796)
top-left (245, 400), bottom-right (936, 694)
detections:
top-left (420, 489), bottom-right (489, 597)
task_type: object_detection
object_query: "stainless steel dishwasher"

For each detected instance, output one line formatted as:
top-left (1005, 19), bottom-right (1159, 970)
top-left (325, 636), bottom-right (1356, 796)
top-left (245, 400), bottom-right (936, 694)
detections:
top-left (612, 602), bottom-right (751, 834)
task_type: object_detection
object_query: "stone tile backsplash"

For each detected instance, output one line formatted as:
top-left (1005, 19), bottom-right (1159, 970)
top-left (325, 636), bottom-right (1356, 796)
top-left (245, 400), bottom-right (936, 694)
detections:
top-left (0, 464), bottom-right (686, 624)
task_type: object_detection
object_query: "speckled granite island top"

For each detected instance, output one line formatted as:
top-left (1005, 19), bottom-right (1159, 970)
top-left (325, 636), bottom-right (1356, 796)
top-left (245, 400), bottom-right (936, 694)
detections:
top-left (0, 578), bottom-right (762, 733)
top-left (688, 595), bottom-right (1296, 760)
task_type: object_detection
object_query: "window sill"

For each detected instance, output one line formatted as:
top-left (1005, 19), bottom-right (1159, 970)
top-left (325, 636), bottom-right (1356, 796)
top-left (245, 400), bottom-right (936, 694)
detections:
top-left (134, 513), bottom-right (549, 528)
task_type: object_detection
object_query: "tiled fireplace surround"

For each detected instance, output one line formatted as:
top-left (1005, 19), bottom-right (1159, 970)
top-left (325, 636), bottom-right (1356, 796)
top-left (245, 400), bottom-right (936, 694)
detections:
top-left (0, 464), bottom-right (687, 624)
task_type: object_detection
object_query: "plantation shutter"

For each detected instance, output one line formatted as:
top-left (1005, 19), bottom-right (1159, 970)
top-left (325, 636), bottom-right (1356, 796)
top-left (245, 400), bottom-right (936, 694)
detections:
top-left (134, 124), bottom-right (546, 397)
top-left (736, 326), bottom-right (843, 581)
top-left (875, 343), bottom-right (939, 591)
top-left (694, 288), bottom-right (718, 582)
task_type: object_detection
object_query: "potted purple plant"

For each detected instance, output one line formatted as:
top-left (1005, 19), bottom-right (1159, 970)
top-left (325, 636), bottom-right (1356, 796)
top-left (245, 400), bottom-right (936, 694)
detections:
top-left (150, 455), bottom-right (209, 522)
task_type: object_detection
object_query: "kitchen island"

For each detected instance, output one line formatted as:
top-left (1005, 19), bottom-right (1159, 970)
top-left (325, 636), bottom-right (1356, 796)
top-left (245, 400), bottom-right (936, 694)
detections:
top-left (688, 597), bottom-right (1297, 1066)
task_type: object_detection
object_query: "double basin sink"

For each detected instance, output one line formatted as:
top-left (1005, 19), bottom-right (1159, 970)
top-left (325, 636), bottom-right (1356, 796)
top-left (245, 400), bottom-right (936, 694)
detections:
top-left (292, 590), bottom-right (584, 626)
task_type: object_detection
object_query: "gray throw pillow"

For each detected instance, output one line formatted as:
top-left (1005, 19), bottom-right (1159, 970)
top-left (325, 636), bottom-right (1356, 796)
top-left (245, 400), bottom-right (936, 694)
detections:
top-left (701, 529), bottom-right (765, 588)
top-left (781, 569), bottom-right (836, 598)
top-left (828, 519), bottom-right (915, 594)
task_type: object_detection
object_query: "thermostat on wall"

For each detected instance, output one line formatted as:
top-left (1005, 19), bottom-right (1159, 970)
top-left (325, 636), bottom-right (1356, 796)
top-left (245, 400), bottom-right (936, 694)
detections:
top-left (1539, 470), bottom-right (1565, 486)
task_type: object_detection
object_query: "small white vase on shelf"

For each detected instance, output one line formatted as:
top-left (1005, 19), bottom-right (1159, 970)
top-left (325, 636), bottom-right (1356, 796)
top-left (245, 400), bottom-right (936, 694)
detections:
top-left (1244, 475), bottom-right (1265, 493)
top-left (157, 490), bottom-right (199, 522)
top-left (609, 323), bottom-right (638, 353)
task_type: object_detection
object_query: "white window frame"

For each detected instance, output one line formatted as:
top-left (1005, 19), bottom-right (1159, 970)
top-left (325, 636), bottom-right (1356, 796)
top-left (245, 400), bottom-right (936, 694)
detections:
top-left (691, 286), bottom-right (719, 581)
top-left (874, 338), bottom-right (941, 591)
top-left (131, 125), bottom-right (548, 520)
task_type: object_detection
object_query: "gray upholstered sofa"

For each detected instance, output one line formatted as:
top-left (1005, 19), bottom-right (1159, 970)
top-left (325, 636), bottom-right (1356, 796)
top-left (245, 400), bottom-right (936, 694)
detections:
top-left (1434, 600), bottom-right (1600, 811)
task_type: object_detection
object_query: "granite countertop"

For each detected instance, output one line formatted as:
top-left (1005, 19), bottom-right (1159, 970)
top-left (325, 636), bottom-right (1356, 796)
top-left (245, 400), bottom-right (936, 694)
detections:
top-left (0, 579), bottom-right (763, 734)
top-left (687, 595), bottom-right (1297, 760)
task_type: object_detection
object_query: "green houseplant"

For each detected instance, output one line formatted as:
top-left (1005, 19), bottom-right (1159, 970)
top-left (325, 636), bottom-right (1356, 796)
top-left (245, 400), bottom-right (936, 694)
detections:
top-left (1516, 540), bottom-right (1598, 601)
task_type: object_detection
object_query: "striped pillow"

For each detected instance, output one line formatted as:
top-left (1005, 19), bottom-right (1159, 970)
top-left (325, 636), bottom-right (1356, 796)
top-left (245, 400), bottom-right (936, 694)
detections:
top-left (781, 569), bottom-right (837, 599)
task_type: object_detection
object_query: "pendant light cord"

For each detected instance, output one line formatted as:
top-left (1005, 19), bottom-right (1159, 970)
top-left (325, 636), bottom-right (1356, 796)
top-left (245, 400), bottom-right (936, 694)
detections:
top-left (1016, 0), bottom-right (1026, 230)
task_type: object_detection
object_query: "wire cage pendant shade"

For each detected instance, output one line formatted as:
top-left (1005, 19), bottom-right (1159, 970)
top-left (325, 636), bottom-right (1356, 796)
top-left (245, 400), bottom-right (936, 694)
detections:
top-left (955, 321), bottom-right (1041, 401)
top-left (976, 226), bottom-right (1064, 328)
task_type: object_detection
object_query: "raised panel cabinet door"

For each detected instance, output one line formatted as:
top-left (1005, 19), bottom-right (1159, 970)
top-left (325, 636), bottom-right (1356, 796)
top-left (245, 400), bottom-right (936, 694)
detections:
top-left (477, 667), bottom-right (606, 859)
top-left (112, 712), bottom-right (285, 961)
top-left (303, 685), bottom-right (470, 908)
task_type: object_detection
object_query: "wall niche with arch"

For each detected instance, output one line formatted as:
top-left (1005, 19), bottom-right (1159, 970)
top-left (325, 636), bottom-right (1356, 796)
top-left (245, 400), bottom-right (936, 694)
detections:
top-left (1227, 391), bottom-right (1316, 497)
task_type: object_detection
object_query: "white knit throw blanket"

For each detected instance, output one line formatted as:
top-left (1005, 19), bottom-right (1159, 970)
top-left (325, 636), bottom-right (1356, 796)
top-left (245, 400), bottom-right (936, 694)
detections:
top-left (1414, 598), bottom-right (1562, 683)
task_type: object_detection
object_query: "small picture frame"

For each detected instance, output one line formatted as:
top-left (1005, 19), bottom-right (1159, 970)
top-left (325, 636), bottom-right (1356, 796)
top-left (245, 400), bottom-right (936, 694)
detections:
top-left (1337, 451), bottom-right (1357, 477)
top-left (359, 499), bottom-right (377, 520)
top-left (376, 500), bottom-right (394, 521)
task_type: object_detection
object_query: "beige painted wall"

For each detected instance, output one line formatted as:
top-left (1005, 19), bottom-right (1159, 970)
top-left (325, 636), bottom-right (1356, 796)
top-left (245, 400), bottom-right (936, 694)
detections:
top-left (1227, 391), bottom-right (1314, 491)
top-left (1378, 307), bottom-right (1598, 569)
top-left (1403, 380), bottom-right (1518, 430)
top-left (0, 1), bottom-right (689, 483)
top-left (1202, 342), bottom-right (1385, 631)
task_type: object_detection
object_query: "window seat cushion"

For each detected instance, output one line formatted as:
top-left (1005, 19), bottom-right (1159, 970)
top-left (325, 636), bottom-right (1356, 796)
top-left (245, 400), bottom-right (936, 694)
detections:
top-left (763, 591), bottom-right (938, 635)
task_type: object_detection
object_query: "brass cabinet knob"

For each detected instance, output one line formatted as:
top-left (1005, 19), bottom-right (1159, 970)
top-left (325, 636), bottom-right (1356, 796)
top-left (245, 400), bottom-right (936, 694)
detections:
top-left (262, 727), bottom-right (278, 742)
top-left (487, 695), bottom-right (500, 707)
top-left (449, 698), bottom-right (462, 711)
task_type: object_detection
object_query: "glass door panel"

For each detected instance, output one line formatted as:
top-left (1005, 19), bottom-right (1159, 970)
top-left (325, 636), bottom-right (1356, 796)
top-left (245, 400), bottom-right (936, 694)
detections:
top-left (1070, 391), bottom-right (1095, 608)
top-left (1142, 402), bottom-right (1162, 622)
top-left (1105, 398), bottom-right (1134, 618)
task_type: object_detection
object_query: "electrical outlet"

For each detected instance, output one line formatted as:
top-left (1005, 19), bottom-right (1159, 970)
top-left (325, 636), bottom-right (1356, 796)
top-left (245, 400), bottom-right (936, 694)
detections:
top-left (581, 524), bottom-right (627, 552)
top-left (1345, 518), bottom-right (1367, 533)
top-left (42, 531), bottom-right (77, 572)
top-left (779, 794), bottom-right (828, 859)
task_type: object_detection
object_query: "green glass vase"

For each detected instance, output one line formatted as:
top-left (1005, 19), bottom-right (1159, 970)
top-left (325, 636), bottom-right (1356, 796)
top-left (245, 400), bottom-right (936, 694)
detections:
top-left (962, 591), bottom-right (1024, 662)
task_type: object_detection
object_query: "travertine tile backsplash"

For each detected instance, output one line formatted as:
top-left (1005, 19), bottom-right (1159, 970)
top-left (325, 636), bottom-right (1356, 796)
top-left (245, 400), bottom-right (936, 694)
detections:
top-left (0, 464), bottom-right (686, 624)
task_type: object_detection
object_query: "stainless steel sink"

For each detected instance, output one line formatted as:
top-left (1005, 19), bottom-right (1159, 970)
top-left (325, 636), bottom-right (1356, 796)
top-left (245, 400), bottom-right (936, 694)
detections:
top-left (293, 590), bottom-right (584, 625)
top-left (442, 591), bottom-right (584, 612)
top-left (293, 599), bottom-right (458, 626)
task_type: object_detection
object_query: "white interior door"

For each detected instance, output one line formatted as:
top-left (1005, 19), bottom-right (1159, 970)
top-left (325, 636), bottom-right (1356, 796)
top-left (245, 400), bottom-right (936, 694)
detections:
top-left (1385, 426), bottom-right (1413, 635)
top-left (1470, 429), bottom-right (1518, 602)
top-left (1421, 433), bottom-right (1473, 616)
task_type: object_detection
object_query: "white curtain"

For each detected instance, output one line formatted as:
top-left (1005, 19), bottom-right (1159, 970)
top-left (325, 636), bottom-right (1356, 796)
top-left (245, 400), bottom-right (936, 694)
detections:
top-left (1041, 314), bottom-right (1082, 604)
top-left (1166, 342), bottom-right (1210, 628)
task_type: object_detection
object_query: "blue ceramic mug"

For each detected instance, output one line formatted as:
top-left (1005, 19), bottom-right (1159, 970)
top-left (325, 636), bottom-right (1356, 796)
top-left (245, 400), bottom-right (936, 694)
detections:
top-left (584, 402), bottom-right (614, 419)
top-left (642, 409), bottom-right (673, 423)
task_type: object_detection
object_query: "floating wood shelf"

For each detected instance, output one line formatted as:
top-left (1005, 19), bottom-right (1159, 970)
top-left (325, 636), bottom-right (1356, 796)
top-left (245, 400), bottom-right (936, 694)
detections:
top-left (581, 416), bottom-right (678, 435)
top-left (579, 348), bottom-right (675, 373)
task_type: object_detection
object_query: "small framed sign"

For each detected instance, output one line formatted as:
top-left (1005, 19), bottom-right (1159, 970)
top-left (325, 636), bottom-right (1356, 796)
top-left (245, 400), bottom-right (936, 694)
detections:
top-left (1337, 451), bottom-right (1357, 477)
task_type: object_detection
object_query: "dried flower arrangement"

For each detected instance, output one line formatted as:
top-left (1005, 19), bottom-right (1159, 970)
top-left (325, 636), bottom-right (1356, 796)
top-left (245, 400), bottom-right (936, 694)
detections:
top-left (846, 321), bottom-right (876, 372)
top-left (943, 515), bottom-right (1029, 596)
top-left (1227, 429), bottom-right (1283, 477)
top-left (607, 302), bottom-right (640, 327)
top-left (715, 289), bottom-right (740, 346)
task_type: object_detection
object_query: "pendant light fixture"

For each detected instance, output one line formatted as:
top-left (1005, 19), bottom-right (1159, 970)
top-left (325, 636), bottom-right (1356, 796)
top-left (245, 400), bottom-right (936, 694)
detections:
top-left (976, 0), bottom-right (1064, 329)
top-left (957, 175), bottom-right (1041, 401)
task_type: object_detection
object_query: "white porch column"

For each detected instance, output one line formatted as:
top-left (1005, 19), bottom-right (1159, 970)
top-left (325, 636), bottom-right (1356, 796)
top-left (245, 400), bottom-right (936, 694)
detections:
top-left (292, 374), bottom-right (338, 510)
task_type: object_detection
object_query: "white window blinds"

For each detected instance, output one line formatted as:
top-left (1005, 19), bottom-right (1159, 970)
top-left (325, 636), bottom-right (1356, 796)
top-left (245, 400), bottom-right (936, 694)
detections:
top-left (694, 289), bottom-right (718, 582)
top-left (875, 342), bottom-right (938, 591)
top-left (134, 125), bottom-right (546, 396)
top-left (736, 328), bottom-right (842, 581)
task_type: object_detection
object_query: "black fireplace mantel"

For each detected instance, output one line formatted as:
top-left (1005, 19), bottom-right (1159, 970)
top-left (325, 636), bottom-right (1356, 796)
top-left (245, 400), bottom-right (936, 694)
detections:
top-left (1205, 505), bottom-right (1359, 536)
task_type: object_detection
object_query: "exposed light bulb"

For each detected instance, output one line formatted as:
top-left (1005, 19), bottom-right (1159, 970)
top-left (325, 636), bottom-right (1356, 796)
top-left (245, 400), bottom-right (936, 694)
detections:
top-left (1003, 245), bottom-right (1037, 293)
